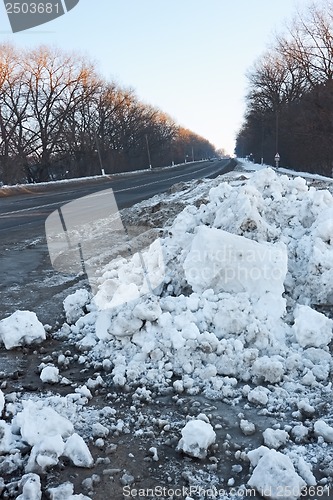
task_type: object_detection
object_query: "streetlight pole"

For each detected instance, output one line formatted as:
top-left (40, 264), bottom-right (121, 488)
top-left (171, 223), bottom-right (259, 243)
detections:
top-left (94, 131), bottom-right (105, 175)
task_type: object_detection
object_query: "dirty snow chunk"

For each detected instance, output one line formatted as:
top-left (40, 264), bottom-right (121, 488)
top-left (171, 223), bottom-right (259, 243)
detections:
top-left (176, 419), bottom-right (216, 459)
top-left (293, 305), bottom-right (333, 347)
top-left (247, 387), bottom-right (269, 406)
top-left (27, 434), bottom-right (65, 472)
top-left (291, 425), bottom-right (309, 442)
top-left (92, 423), bottom-right (109, 438)
top-left (48, 482), bottom-right (92, 500)
top-left (183, 226), bottom-right (287, 296)
top-left (133, 297), bottom-right (162, 322)
top-left (0, 311), bottom-right (45, 349)
top-left (109, 308), bottom-right (143, 337)
top-left (0, 389), bottom-right (4, 414)
top-left (64, 433), bottom-right (93, 467)
top-left (15, 400), bottom-right (73, 446)
top-left (240, 419), bottom-right (256, 436)
top-left (40, 365), bottom-right (59, 384)
top-left (252, 356), bottom-right (284, 383)
top-left (263, 428), bottom-right (289, 449)
top-left (314, 420), bottom-right (333, 442)
top-left (297, 457), bottom-right (316, 486)
top-left (17, 473), bottom-right (42, 500)
top-left (248, 447), bottom-right (306, 500)
top-left (0, 420), bottom-right (13, 452)
top-left (63, 289), bottom-right (90, 324)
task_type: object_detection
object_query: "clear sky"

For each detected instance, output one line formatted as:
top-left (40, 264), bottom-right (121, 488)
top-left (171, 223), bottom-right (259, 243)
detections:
top-left (0, 0), bottom-right (304, 154)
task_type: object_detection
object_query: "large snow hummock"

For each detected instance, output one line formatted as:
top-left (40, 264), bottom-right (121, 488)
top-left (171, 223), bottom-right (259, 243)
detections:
top-left (58, 167), bottom-right (333, 397)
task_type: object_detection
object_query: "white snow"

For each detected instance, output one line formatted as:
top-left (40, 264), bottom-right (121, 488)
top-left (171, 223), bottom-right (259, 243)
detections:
top-left (262, 428), bottom-right (289, 449)
top-left (248, 446), bottom-right (306, 499)
top-left (314, 420), bottom-right (333, 443)
top-left (176, 419), bottom-right (216, 459)
top-left (183, 226), bottom-right (287, 296)
top-left (0, 310), bottom-right (45, 349)
top-left (293, 304), bottom-right (333, 347)
top-left (40, 365), bottom-right (60, 384)
top-left (17, 473), bottom-right (42, 500)
top-left (48, 482), bottom-right (92, 499)
top-left (64, 433), bottom-right (94, 467)
top-left (3, 164), bottom-right (333, 497)
top-left (63, 289), bottom-right (90, 324)
top-left (15, 400), bottom-right (74, 446)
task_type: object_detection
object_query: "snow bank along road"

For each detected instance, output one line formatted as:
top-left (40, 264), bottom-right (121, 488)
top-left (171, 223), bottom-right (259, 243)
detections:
top-left (0, 158), bottom-right (235, 322)
top-left (0, 162), bottom-right (333, 498)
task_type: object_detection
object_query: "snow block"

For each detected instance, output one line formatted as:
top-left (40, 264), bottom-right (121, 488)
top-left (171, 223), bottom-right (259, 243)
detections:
top-left (248, 447), bottom-right (306, 499)
top-left (0, 310), bottom-right (46, 350)
top-left (176, 419), bottom-right (216, 459)
top-left (293, 305), bottom-right (333, 347)
top-left (183, 227), bottom-right (287, 296)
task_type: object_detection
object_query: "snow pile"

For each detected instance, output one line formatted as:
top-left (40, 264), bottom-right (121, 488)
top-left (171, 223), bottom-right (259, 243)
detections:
top-left (4, 166), bottom-right (333, 497)
top-left (58, 168), bottom-right (333, 398)
top-left (176, 419), bottom-right (216, 459)
top-left (0, 311), bottom-right (45, 349)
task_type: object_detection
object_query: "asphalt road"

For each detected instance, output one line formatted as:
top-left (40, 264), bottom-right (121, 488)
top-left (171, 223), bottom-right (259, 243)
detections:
top-left (0, 158), bottom-right (235, 322)
top-left (0, 158), bottom-right (234, 235)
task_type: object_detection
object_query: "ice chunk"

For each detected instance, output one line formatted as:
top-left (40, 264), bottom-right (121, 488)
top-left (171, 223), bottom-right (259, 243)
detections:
top-left (263, 428), bottom-right (289, 449)
top-left (64, 433), bottom-right (93, 467)
top-left (247, 387), bottom-right (269, 406)
top-left (0, 389), bottom-right (4, 414)
top-left (176, 419), bottom-right (216, 459)
top-left (48, 481), bottom-right (92, 499)
top-left (314, 420), bottom-right (333, 442)
top-left (0, 311), bottom-right (45, 349)
top-left (183, 227), bottom-right (287, 296)
top-left (0, 420), bottom-right (13, 453)
top-left (63, 289), bottom-right (90, 324)
top-left (252, 356), bottom-right (284, 383)
top-left (15, 400), bottom-right (73, 446)
top-left (240, 419), bottom-right (256, 436)
top-left (293, 305), bottom-right (333, 347)
top-left (40, 366), bottom-right (59, 384)
top-left (26, 435), bottom-right (65, 472)
top-left (248, 447), bottom-right (306, 499)
top-left (17, 473), bottom-right (42, 500)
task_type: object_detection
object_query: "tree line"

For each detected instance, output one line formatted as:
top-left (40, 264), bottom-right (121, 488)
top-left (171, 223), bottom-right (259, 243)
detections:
top-left (0, 44), bottom-right (216, 184)
top-left (235, 1), bottom-right (333, 177)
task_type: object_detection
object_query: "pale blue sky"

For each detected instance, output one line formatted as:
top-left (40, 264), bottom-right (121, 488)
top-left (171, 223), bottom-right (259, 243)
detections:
top-left (0, 0), bottom-right (304, 154)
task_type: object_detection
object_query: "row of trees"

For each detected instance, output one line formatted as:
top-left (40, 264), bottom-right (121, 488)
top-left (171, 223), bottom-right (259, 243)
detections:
top-left (0, 44), bottom-right (216, 184)
top-left (235, 1), bottom-right (333, 176)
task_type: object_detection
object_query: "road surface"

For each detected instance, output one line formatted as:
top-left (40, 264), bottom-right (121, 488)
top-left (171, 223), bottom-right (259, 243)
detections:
top-left (0, 158), bottom-right (236, 322)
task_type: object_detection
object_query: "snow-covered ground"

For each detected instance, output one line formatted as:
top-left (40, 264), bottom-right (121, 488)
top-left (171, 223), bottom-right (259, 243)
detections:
top-left (0, 161), bottom-right (333, 499)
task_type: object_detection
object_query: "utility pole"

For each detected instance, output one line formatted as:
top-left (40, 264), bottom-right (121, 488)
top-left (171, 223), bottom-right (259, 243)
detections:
top-left (145, 134), bottom-right (152, 170)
